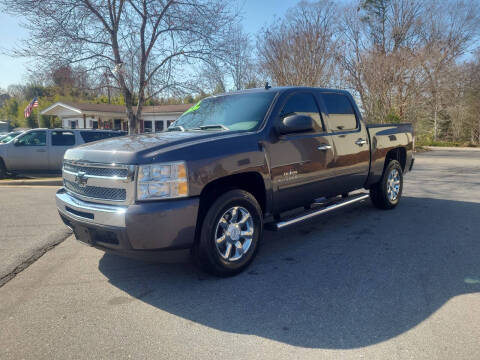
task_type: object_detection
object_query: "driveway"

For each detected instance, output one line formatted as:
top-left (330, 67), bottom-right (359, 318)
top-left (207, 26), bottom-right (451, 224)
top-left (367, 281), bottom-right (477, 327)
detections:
top-left (0, 149), bottom-right (479, 359)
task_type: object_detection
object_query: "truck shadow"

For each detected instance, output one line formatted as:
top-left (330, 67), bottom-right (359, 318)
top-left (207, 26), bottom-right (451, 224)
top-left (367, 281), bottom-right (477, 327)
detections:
top-left (98, 196), bottom-right (480, 349)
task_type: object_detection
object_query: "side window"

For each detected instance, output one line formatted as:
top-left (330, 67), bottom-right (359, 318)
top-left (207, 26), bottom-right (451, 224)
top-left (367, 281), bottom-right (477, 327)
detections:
top-left (321, 93), bottom-right (358, 132)
top-left (16, 131), bottom-right (47, 146)
top-left (52, 131), bottom-right (76, 146)
top-left (280, 93), bottom-right (323, 132)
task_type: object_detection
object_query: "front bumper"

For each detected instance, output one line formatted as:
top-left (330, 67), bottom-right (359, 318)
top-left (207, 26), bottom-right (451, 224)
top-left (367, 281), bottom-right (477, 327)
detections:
top-left (56, 188), bottom-right (199, 256)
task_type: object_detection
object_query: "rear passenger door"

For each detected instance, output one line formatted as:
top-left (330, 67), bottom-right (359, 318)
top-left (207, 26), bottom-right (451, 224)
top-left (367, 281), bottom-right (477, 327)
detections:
top-left (267, 91), bottom-right (337, 213)
top-left (320, 92), bottom-right (370, 194)
top-left (49, 130), bottom-right (76, 171)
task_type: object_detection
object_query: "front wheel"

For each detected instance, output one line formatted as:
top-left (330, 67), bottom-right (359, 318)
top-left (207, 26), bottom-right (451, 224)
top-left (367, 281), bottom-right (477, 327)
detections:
top-left (195, 189), bottom-right (263, 277)
top-left (370, 160), bottom-right (403, 209)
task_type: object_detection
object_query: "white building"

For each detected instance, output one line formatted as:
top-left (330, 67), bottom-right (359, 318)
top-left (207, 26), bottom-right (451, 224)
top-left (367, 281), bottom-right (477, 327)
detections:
top-left (41, 102), bottom-right (192, 133)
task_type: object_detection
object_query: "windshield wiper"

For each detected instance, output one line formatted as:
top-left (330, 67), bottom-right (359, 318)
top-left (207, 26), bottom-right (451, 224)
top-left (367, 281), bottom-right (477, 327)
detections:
top-left (198, 124), bottom-right (230, 131)
top-left (167, 126), bottom-right (185, 132)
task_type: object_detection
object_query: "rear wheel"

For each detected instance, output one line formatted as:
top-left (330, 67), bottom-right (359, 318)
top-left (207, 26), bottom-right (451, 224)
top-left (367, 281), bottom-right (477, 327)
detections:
top-left (0, 159), bottom-right (6, 180)
top-left (370, 160), bottom-right (403, 209)
top-left (195, 189), bottom-right (263, 277)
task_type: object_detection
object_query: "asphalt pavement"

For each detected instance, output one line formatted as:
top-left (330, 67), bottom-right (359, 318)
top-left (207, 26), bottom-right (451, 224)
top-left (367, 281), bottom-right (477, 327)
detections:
top-left (0, 149), bottom-right (479, 359)
top-left (0, 186), bottom-right (71, 286)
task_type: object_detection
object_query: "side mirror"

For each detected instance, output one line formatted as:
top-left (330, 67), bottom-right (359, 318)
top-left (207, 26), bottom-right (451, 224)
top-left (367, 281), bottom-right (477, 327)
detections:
top-left (13, 138), bottom-right (21, 146)
top-left (278, 114), bottom-right (314, 134)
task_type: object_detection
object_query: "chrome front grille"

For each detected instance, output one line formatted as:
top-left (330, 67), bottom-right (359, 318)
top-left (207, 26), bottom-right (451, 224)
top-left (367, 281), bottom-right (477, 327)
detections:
top-left (64, 180), bottom-right (127, 201)
top-left (62, 160), bottom-right (136, 205)
top-left (63, 163), bottom-right (128, 178)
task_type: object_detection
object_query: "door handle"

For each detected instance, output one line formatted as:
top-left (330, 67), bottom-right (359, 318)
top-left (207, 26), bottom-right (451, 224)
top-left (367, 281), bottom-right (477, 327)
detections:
top-left (355, 139), bottom-right (367, 146)
top-left (36, 149), bottom-right (46, 152)
top-left (317, 144), bottom-right (332, 151)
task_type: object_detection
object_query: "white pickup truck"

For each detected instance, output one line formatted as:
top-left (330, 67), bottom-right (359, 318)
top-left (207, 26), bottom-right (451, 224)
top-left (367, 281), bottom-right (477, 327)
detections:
top-left (0, 128), bottom-right (125, 178)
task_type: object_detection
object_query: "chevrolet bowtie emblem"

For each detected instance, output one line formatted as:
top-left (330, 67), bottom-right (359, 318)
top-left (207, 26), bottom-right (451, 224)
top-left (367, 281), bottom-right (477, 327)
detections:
top-left (75, 171), bottom-right (88, 187)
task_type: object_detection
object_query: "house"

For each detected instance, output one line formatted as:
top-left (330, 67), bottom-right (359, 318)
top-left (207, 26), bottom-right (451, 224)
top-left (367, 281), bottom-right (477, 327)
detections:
top-left (40, 102), bottom-right (192, 133)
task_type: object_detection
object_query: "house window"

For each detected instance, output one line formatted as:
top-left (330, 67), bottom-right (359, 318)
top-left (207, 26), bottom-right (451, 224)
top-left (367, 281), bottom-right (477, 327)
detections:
top-left (144, 121), bottom-right (153, 133)
top-left (92, 121), bottom-right (98, 129)
top-left (155, 121), bottom-right (164, 132)
top-left (114, 119), bottom-right (122, 130)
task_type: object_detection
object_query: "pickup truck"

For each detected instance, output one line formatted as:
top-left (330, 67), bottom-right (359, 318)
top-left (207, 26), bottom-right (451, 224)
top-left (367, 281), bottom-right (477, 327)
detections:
top-left (0, 129), bottom-right (126, 178)
top-left (56, 87), bottom-right (414, 276)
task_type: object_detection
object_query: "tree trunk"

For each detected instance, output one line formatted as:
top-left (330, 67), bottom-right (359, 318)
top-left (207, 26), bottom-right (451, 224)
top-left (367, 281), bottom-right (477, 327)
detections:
top-left (127, 111), bottom-right (137, 134)
top-left (122, 87), bottom-right (137, 135)
top-left (477, 118), bottom-right (480, 145)
top-left (433, 97), bottom-right (438, 141)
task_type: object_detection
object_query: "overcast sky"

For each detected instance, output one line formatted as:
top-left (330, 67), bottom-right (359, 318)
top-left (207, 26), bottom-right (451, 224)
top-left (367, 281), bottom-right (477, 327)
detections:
top-left (0, 0), bottom-right (300, 90)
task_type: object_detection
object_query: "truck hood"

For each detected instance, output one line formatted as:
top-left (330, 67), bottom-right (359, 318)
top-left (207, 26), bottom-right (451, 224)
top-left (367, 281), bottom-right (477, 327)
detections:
top-left (64, 130), bottom-right (246, 164)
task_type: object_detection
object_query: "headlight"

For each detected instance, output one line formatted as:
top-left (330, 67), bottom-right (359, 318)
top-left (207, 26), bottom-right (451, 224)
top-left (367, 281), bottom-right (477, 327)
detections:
top-left (137, 162), bottom-right (188, 200)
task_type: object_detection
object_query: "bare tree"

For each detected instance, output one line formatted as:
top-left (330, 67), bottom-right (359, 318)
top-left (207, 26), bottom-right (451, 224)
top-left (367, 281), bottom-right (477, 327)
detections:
top-left (225, 26), bottom-right (255, 90)
top-left (257, 0), bottom-right (338, 87)
top-left (417, 0), bottom-right (480, 140)
top-left (1, 0), bottom-right (238, 134)
top-left (195, 60), bottom-right (227, 95)
top-left (338, 0), bottom-right (479, 136)
top-left (194, 24), bottom-right (258, 93)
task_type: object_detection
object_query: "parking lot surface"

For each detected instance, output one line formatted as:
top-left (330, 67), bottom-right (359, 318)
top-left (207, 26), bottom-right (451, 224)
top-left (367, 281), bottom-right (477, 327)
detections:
top-left (0, 186), bottom-right (70, 285)
top-left (0, 149), bottom-right (479, 359)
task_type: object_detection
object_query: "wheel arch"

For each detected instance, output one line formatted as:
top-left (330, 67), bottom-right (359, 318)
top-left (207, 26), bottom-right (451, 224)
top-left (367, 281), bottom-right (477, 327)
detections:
top-left (384, 147), bottom-right (407, 172)
top-left (195, 172), bottom-right (266, 241)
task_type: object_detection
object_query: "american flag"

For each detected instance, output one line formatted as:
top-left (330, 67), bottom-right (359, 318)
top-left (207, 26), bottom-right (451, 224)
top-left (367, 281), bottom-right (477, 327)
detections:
top-left (24, 97), bottom-right (39, 118)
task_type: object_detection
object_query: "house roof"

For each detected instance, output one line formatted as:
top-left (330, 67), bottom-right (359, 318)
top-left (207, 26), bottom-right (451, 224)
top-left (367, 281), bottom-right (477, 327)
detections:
top-left (143, 103), bottom-right (192, 113)
top-left (60, 101), bottom-right (125, 113)
top-left (41, 101), bottom-right (192, 116)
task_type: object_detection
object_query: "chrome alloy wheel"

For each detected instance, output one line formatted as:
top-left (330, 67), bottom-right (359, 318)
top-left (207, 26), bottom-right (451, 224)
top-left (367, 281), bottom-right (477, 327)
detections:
top-left (387, 168), bottom-right (401, 202)
top-left (215, 206), bottom-right (254, 262)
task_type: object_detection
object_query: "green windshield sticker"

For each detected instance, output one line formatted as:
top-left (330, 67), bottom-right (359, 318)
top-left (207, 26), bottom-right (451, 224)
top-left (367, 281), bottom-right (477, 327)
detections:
top-left (184, 101), bottom-right (202, 115)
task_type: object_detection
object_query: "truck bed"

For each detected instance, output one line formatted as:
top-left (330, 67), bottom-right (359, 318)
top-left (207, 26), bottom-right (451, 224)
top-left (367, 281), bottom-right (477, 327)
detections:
top-left (366, 123), bottom-right (414, 187)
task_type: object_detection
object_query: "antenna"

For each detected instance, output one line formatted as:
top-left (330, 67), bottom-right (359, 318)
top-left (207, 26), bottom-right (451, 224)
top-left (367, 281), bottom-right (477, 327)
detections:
top-left (264, 82), bottom-right (271, 90)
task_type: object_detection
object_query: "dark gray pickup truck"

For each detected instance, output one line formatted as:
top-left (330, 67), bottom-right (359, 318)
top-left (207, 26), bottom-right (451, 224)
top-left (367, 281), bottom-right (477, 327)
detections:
top-left (56, 87), bottom-right (414, 276)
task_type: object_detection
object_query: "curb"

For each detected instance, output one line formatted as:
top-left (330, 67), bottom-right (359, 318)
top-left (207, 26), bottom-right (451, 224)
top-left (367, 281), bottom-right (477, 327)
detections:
top-left (0, 178), bottom-right (63, 186)
top-left (425, 146), bottom-right (480, 152)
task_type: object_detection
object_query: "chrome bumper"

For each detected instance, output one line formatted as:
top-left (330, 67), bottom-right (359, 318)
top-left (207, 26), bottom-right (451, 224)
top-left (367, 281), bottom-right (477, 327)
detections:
top-left (56, 188), bottom-right (128, 227)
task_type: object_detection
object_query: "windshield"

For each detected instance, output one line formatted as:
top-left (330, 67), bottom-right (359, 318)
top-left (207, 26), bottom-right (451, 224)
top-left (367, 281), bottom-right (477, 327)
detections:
top-left (0, 132), bottom-right (22, 143)
top-left (172, 92), bottom-right (276, 132)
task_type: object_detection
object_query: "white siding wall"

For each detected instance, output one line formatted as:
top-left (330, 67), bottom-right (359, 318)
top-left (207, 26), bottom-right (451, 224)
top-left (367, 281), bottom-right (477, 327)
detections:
top-left (62, 117), bottom-right (84, 129)
top-left (60, 113), bottom-right (182, 132)
top-left (62, 117), bottom-right (98, 129)
top-left (143, 113), bottom-right (182, 132)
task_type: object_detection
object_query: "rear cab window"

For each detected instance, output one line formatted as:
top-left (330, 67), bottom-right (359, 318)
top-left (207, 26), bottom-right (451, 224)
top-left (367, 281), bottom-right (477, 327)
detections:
top-left (321, 93), bottom-right (358, 132)
top-left (280, 92), bottom-right (324, 132)
top-left (80, 131), bottom-right (126, 143)
top-left (52, 131), bottom-right (76, 146)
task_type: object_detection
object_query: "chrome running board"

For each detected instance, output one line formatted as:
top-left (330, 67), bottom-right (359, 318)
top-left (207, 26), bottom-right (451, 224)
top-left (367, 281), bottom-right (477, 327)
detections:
top-left (266, 193), bottom-right (370, 231)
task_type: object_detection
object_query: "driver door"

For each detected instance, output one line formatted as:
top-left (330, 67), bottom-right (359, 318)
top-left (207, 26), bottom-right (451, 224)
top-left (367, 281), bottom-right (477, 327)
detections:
top-left (7, 130), bottom-right (49, 172)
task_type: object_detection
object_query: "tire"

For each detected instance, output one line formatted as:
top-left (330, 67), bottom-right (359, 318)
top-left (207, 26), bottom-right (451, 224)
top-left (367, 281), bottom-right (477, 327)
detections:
top-left (195, 189), bottom-right (263, 277)
top-left (370, 160), bottom-right (403, 210)
top-left (0, 159), bottom-right (6, 180)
